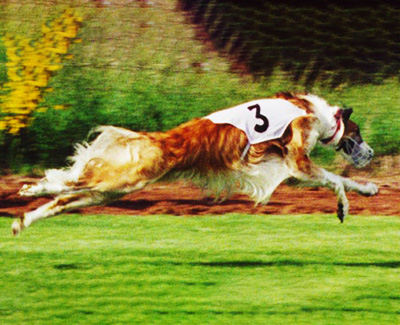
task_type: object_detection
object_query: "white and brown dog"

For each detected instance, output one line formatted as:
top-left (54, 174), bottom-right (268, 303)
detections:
top-left (13, 92), bottom-right (378, 235)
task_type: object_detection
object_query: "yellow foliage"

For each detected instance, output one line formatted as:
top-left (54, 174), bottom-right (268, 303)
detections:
top-left (0, 9), bottom-right (83, 134)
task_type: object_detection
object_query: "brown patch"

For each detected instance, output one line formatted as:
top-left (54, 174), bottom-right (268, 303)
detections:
top-left (343, 119), bottom-right (359, 139)
top-left (247, 125), bottom-right (293, 164)
top-left (160, 119), bottom-right (249, 172)
top-left (337, 119), bottom-right (362, 150)
top-left (273, 92), bottom-right (313, 114)
top-left (285, 115), bottom-right (318, 151)
top-left (158, 117), bottom-right (298, 171)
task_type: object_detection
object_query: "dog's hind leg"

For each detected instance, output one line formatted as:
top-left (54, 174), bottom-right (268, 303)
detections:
top-left (19, 180), bottom-right (65, 197)
top-left (19, 168), bottom-right (81, 197)
top-left (11, 192), bottom-right (109, 236)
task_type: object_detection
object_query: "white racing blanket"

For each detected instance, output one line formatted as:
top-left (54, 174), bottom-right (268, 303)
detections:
top-left (205, 99), bottom-right (307, 144)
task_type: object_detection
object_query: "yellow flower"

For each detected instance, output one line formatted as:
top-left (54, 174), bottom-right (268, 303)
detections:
top-left (0, 120), bottom-right (6, 130)
top-left (36, 107), bottom-right (48, 113)
top-left (2, 36), bottom-right (16, 48)
top-left (47, 63), bottom-right (62, 71)
top-left (6, 48), bottom-right (21, 62)
top-left (60, 26), bottom-right (78, 39)
top-left (1, 8), bottom-right (82, 134)
top-left (34, 75), bottom-right (49, 88)
top-left (41, 21), bottom-right (53, 34)
top-left (7, 68), bottom-right (23, 82)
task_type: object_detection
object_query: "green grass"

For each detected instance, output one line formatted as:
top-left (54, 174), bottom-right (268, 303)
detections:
top-left (1, 214), bottom-right (400, 324)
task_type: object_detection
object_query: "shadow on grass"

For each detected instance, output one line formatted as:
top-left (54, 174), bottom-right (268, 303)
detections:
top-left (52, 260), bottom-right (400, 271)
top-left (191, 260), bottom-right (400, 269)
top-left (53, 263), bottom-right (91, 270)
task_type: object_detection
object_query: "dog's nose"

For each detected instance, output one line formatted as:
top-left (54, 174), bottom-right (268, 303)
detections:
top-left (369, 148), bottom-right (374, 157)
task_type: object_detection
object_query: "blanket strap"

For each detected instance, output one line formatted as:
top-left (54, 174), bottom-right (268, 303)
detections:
top-left (240, 142), bottom-right (251, 161)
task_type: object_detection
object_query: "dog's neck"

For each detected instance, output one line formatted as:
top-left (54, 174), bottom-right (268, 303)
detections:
top-left (301, 95), bottom-right (344, 147)
top-left (320, 111), bottom-right (344, 146)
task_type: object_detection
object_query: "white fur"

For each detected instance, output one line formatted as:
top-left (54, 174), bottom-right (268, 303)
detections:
top-left (165, 156), bottom-right (289, 205)
top-left (238, 158), bottom-right (291, 204)
top-left (302, 94), bottom-right (344, 147)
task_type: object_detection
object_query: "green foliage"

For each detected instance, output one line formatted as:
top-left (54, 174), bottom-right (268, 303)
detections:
top-left (0, 1), bottom-right (399, 171)
top-left (1, 214), bottom-right (400, 324)
top-left (0, 42), bottom-right (6, 83)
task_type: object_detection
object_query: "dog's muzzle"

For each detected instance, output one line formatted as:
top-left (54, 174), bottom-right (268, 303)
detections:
top-left (339, 137), bottom-right (374, 168)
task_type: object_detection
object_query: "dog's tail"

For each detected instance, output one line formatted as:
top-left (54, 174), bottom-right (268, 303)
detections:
top-left (19, 126), bottom-right (161, 197)
top-left (19, 126), bottom-right (141, 197)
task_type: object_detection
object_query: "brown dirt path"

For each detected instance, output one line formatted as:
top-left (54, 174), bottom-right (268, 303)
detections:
top-left (1, 174), bottom-right (399, 218)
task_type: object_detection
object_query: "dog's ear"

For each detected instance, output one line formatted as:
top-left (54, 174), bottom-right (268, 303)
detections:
top-left (342, 108), bottom-right (353, 122)
top-left (335, 109), bottom-right (344, 120)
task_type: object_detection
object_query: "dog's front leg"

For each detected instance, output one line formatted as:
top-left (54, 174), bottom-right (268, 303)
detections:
top-left (322, 173), bottom-right (378, 222)
top-left (287, 155), bottom-right (351, 222)
top-left (320, 169), bottom-right (350, 222)
top-left (339, 177), bottom-right (378, 197)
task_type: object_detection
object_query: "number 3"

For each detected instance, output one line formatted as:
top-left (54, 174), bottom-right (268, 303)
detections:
top-left (248, 104), bottom-right (269, 133)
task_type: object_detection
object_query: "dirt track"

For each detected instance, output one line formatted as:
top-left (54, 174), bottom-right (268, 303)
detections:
top-left (1, 174), bottom-right (399, 218)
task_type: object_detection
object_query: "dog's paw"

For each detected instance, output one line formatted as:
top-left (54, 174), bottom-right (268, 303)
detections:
top-left (337, 204), bottom-right (345, 223)
top-left (337, 202), bottom-right (349, 223)
top-left (360, 182), bottom-right (379, 197)
top-left (11, 218), bottom-right (24, 236)
top-left (19, 184), bottom-right (38, 197)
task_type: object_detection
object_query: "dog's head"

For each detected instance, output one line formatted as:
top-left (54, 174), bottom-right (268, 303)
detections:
top-left (336, 108), bottom-right (374, 168)
top-left (277, 93), bottom-right (374, 168)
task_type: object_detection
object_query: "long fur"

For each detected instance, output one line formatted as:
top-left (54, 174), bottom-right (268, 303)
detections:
top-left (42, 119), bottom-right (291, 202)
top-left (13, 92), bottom-right (378, 235)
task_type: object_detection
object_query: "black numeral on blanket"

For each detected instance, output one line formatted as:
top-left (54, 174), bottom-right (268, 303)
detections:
top-left (248, 104), bottom-right (269, 133)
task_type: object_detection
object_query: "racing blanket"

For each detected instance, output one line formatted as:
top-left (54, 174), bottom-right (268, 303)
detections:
top-left (205, 99), bottom-right (307, 144)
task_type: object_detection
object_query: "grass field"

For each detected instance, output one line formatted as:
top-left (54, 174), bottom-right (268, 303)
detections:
top-left (1, 214), bottom-right (399, 324)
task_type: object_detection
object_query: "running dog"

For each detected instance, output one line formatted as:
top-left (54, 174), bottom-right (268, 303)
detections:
top-left (13, 92), bottom-right (378, 235)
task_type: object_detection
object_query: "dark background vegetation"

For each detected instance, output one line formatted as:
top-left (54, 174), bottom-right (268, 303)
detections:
top-left (180, 0), bottom-right (400, 87)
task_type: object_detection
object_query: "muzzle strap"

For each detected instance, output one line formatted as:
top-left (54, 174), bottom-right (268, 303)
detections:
top-left (240, 142), bottom-right (251, 160)
top-left (321, 110), bottom-right (343, 146)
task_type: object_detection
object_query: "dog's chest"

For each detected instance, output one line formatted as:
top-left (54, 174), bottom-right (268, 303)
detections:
top-left (205, 99), bottom-right (307, 144)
